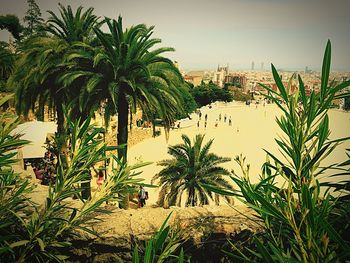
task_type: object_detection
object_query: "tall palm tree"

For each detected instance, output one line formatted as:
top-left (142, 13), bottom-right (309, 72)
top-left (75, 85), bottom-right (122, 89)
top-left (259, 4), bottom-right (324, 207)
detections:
top-left (9, 4), bottom-right (100, 200)
top-left (9, 4), bottom-right (100, 149)
top-left (153, 134), bottom-right (234, 207)
top-left (61, 16), bottom-right (184, 163)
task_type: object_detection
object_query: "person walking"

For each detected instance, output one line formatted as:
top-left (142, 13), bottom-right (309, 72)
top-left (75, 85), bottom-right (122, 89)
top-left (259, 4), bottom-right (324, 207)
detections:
top-left (96, 170), bottom-right (104, 190)
top-left (138, 185), bottom-right (147, 207)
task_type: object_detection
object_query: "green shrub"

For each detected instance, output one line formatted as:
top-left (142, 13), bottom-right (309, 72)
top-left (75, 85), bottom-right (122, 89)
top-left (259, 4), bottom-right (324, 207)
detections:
top-left (132, 212), bottom-right (185, 263)
top-left (208, 40), bottom-right (350, 262)
top-left (0, 107), bottom-right (150, 262)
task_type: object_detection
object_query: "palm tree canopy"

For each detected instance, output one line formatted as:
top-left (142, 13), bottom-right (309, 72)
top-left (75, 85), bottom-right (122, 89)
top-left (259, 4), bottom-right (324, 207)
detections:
top-left (45, 3), bottom-right (101, 44)
top-left (61, 16), bottom-right (185, 161)
top-left (0, 45), bottom-right (15, 80)
top-left (10, 36), bottom-right (67, 118)
top-left (153, 134), bottom-right (234, 207)
top-left (10, 4), bottom-right (100, 122)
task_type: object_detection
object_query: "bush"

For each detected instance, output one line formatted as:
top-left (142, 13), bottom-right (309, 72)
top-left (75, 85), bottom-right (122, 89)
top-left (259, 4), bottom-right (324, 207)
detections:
top-left (0, 106), bottom-right (150, 261)
top-left (208, 40), bottom-right (350, 262)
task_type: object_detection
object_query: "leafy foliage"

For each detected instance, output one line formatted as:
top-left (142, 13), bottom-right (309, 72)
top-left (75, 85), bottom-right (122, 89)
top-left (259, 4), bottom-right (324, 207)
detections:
top-left (174, 85), bottom-right (197, 120)
top-left (153, 134), bottom-right (234, 207)
top-left (0, 108), bottom-right (148, 261)
top-left (10, 4), bottom-right (101, 155)
top-left (132, 212), bottom-right (185, 263)
top-left (224, 40), bottom-right (350, 262)
top-left (0, 45), bottom-right (15, 92)
top-left (62, 15), bottom-right (184, 163)
top-left (0, 15), bottom-right (23, 41)
top-left (0, 95), bottom-right (32, 260)
top-left (190, 81), bottom-right (233, 107)
top-left (22, 0), bottom-right (44, 37)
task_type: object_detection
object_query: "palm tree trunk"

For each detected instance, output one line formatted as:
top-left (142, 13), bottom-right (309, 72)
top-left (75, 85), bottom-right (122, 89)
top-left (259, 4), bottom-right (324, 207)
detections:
top-left (129, 108), bottom-right (133, 131)
top-left (117, 93), bottom-right (129, 208)
top-left (56, 99), bottom-right (67, 158)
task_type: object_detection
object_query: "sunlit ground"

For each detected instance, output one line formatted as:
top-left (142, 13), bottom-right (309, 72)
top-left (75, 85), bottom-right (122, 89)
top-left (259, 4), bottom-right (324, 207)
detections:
top-left (128, 101), bottom-right (350, 206)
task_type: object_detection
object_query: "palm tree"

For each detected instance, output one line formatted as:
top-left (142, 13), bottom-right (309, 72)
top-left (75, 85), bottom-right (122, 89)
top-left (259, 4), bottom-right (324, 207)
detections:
top-left (9, 4), bottom-right (100, 150)
top-left (0, 44), bottom-right (15, 92)
top-left (61, 16), bottom-right (184, 163)
top-left (153, 134), bottom-right (234, 207)
top-left (9, 4), bottom-right (100, 200)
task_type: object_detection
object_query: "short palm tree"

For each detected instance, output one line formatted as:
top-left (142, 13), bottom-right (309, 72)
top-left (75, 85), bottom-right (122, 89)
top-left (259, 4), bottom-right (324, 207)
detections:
top-left (153, 134), bottom-right (234, 207)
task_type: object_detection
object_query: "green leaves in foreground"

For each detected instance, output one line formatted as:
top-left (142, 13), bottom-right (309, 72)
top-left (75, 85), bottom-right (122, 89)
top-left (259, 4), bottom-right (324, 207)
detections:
top-left (0, 114), bottom-right (150, 262)
top-left (132, 212), bottom-right (185, 263)
top-left (224, 41), bottom-right (350, 262)
top-left (0, 96), bottom-right (33, 261)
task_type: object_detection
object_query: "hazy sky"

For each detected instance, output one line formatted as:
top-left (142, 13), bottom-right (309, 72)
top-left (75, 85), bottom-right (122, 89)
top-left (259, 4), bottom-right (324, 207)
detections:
top-left (1, 0), bottom-right (350, 71)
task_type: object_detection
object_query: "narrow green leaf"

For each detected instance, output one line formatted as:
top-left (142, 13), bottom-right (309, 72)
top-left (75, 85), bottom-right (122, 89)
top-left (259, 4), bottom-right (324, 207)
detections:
top-left (9, 240), bottom-right (30, 248)
top-left (271, 64), bottom-right (288, 102)
top-left (320, 40), bottom-right (331, 100)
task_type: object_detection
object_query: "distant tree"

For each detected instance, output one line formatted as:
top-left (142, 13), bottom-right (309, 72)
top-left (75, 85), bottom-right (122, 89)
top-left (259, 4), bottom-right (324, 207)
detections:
top-left (0, 15), bottom-right (23, 41)
top-left (175, 85), bottom-right (197, 119)
top-left (153, 134), bottom-right (234, 207)
top-left (190, 82), bottom-right (233, 107)
top-left (23, 0), bottom-right (44, 37)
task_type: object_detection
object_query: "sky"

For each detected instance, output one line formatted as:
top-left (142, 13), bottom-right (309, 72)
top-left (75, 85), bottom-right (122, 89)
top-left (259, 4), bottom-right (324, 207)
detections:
top-left (1, 0), bottom-right (350, 71)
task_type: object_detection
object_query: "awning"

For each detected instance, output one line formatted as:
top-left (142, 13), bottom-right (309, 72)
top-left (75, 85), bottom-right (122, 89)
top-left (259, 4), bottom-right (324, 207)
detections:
top-left (12, 121), bottom-right (57, 159)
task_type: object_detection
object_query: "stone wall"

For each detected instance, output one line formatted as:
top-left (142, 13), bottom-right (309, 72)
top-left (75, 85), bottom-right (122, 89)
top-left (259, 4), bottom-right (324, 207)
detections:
top-left (64, 205), bottom-right (261, 262)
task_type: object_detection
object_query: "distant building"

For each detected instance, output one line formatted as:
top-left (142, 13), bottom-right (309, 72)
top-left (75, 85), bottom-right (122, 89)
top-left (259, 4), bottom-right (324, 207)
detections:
top-left (251, 61), bottom-right (255, 71)
top-left (225, 75), bottom-right (247, 91)
top-left (213, 64), bottom-right (229, 87)
top-left (184, 75), bottom-right (202, 86)
top-left (261, 62), bottom-right (264, 71)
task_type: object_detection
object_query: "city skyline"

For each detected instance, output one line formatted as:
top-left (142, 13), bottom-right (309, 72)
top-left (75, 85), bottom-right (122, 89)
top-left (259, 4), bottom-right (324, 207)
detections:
top-left (1, 0), bottom-right (350, 71)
